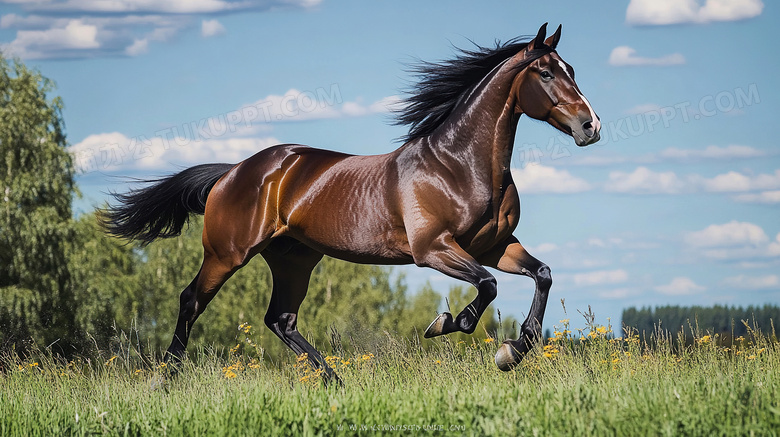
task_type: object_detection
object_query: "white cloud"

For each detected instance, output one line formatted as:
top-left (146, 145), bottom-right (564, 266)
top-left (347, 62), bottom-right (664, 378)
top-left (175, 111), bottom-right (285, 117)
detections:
top-left (684, 221), bottom-right (769, 248)
top-left (124, 38), bottom-right (149, 56)
top-left (683, 222), bottom-right (780, 261)
top-left (70, 132), bottom-right (279, 172)
top-left (698, 0), bottom-right (764, 21)
top-left (201, 19), bottom-right (225, 37)
top-left (733, 190), bottom-right (780, 204)
top-left (11, 0), bottom-right (320, 15)
top-left (67, 89), bottom-right (397, 173)
top-left (609, 46), bottom-right (685, 67)
top-left (723, 274), bottom-right (779, 290)
top-left (1, 19), bottom-right (99, 58)
top-left (602, 166), bottom-right (780, 196)
top-left (1, 1), bottom-right (319, 59)
top-left (769, 233), bottom-right (780, 257)
top-left (511, 164), bottom-right (591, 194)
top-left (698, 170), bottom-right (780, 193)
top-left (1, 14), bottom-right (183, 59)
top-left (573, 269), bottom-right (629, 287)
top-left (658, 145), bottom-right (765, 161)
top-left (626, 0), bottom-right (764, 26)
top-left (242, 89), bottom-right (396, 124)
top-left (562, 145), bottom-right (766, 167)
top-left (655, 277), bottom-right (706, 295)
top-left (605, 167), bottom-right (686, 194)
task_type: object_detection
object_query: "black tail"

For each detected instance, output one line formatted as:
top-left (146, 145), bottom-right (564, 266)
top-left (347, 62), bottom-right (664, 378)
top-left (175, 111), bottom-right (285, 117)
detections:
top-left (101, 163), bottom-right (234, 245)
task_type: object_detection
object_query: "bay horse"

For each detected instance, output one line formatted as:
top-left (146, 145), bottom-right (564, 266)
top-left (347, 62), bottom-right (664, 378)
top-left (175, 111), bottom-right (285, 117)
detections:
top-left (102, 23), bottom-right (600, 381)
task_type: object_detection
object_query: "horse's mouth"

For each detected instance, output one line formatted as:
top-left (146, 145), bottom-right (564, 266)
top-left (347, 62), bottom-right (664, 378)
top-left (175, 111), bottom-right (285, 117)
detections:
top-left (572, 129), bottom-right (600, 147)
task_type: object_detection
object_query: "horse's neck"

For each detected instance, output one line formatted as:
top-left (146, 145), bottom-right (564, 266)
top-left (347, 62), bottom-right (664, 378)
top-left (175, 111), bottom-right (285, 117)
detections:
top-left (426, 65), bottom-right (519, 188)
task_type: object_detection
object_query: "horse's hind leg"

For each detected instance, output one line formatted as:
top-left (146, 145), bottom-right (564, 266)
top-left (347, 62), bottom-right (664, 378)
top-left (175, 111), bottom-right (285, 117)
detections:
top-left (165, 252), bottom-right (241, 362)
top-left (261, 238), bottom-right (341, 384)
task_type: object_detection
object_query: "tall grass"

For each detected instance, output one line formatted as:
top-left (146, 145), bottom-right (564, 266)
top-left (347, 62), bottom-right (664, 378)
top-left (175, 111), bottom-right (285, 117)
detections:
top-left (2, 316), bottom-right (779, 436)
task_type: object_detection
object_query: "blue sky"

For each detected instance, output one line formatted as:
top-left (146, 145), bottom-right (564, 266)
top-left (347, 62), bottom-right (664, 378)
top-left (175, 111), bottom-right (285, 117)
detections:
top-left (2, 0), bottom-right (778, 333)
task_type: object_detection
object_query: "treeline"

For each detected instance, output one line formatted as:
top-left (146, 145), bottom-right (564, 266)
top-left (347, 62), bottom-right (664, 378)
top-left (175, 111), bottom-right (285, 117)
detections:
top-left (0, 56), bottom-right (515, 361)
top-left (622, 304), bottom-right (779, 342)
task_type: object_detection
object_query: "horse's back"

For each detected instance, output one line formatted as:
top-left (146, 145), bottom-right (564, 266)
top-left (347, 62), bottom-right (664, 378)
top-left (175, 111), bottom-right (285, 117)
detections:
top-left (204, 144), bottom-right (412, 264)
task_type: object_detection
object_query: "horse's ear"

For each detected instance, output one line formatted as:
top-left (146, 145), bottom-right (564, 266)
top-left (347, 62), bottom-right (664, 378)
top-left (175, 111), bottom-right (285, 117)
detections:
top-left (527, 22), bottom-right (548, 51)
top-left (544, 24), bottom-right (562, 50)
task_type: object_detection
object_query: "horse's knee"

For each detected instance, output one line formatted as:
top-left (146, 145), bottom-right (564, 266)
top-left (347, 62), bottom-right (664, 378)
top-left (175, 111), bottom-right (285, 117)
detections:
top-left (536, 264), bottom-right (552, 290)
top-left (478, 275), bottom-right (498, 301)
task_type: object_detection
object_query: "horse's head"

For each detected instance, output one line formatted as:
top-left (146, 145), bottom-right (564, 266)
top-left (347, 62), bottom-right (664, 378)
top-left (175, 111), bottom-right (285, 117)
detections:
top-left (512, 23), bottom-right (601, 147)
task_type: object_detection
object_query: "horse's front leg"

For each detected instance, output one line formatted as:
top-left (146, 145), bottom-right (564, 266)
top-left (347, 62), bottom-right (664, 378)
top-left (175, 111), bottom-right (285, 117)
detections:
top-left (416, 234), bottom-right (498, 338)
top-left (478, 236), bottom-right (552, 371)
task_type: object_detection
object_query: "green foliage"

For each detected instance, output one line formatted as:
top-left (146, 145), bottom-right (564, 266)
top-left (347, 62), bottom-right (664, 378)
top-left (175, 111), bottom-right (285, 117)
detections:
top-left (67, 214), bottom-right (141, 349)
top-left (0, 55), bottom-right (78, 353)
top-left (622, 304), bottom-right (780, 344)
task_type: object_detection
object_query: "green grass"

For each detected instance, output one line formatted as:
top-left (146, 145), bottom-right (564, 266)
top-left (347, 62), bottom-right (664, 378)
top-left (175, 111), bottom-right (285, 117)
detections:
top-left (2, 320), bottom-right (779, 436)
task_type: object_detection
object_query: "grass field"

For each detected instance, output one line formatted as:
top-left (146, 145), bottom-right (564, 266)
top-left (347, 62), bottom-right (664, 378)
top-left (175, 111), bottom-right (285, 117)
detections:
top-left (2, 318), bottom-right (779, 436)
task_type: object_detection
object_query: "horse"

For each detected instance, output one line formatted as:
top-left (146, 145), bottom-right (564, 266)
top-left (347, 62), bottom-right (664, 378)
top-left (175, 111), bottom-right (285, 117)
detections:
top-left (102, 23), bottom-right (601, 382)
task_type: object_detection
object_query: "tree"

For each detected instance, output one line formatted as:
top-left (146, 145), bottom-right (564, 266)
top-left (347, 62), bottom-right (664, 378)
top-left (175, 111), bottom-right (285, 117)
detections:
top-left (0, 55), bottom-right (78, 354)
top-left (67, 214), bottom-right (141, 350)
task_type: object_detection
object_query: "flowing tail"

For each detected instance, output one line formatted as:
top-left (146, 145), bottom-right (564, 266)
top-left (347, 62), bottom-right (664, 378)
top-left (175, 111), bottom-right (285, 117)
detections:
top-left (101, 163), bottom-right (235, 245)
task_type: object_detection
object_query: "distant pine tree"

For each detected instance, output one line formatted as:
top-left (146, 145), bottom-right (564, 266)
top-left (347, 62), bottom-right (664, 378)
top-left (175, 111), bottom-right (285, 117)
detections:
top-left (622, 304), bottom-right (780, 345)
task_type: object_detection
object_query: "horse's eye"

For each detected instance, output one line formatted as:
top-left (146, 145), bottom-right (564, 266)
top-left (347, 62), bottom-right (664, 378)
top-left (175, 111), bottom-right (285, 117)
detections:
top-left (540, 70), bottom-right (554, 81)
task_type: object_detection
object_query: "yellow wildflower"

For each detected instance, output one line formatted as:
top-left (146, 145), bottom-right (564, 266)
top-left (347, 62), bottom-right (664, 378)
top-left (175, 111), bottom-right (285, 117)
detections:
top-left (238, 322), bottom-right (252, 334)
top-left (105, 356), bottom-right (117, 366)
top-left (484, 337), bottom-right (495, 344)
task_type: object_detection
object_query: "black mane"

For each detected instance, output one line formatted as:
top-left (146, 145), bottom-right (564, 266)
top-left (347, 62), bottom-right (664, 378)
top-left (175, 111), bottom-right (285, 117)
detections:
top-left (395, 37), bottom-right (553, 142)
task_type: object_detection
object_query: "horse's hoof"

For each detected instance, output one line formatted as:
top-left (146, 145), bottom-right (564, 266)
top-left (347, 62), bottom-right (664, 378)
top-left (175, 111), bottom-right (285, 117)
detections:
top-left (424, 312), bottom-right (454, 338)
top-left (495, 341), bottom-right (521, 371)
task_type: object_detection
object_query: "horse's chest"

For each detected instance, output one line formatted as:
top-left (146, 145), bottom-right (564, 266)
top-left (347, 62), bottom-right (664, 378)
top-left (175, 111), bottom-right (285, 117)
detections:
top-left (460, 185), bottom-right (520, 254)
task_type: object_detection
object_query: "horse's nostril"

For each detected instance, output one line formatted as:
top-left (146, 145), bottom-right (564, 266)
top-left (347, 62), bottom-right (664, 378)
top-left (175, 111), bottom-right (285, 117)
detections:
top-left (582, 121), bottom-right (593, 131)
